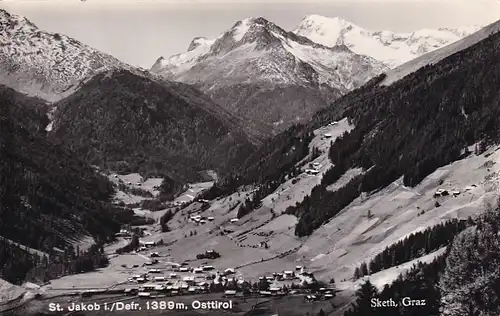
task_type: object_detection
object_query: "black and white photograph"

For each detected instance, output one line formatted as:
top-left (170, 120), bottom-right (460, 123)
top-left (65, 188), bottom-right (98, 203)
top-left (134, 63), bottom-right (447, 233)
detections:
top-left (0, 0), bottom-right (499, 315)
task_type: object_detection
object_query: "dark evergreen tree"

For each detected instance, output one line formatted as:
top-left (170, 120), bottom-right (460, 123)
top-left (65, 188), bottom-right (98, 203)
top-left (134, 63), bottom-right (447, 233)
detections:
top-left (346, 280), bottom-right (380, 316)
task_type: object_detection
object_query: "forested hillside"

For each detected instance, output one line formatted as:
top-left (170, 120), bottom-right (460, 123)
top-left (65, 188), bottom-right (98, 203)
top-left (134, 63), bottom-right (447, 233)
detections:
top-left (287, 26), bottom-right (500, 236)
top-left (50, 70), bottom-right (256, 186)
top-left (202, 124), bottom-right (314, 199)
top-left (0, 85), bottom-right (125, 283)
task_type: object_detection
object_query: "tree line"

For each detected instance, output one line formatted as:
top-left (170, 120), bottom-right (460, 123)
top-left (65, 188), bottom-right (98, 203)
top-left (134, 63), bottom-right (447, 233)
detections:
top-left (353, 219), bottom-right (468, 279)
top-left (0, 239), bottom-right (109, 285)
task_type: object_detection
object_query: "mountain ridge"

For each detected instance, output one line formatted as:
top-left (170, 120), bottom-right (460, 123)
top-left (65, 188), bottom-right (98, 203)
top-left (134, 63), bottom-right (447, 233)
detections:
top-left (0, 9), bottom-right (132, 102)
top-left (151, 16), bottom-right (387, 136)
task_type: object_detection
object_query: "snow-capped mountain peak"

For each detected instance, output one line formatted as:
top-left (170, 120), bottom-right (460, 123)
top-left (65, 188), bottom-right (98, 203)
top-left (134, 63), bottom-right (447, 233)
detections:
top-left (150, 16), bottom-right (388, 136)
top-left (295, 14), bottom-right (356, 44)
top-left (293, 14), bottom-right (481, 68)
top-left (152, 16), bottom-right (386, 91)
top-left (187, 36), bottom-right (212, 51)
top-left (0, 9), bottom-right (132, 102)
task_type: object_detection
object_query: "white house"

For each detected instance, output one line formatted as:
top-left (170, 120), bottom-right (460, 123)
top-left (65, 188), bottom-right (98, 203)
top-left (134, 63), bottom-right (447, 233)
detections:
top-left (306, 169), bottom-right (319, 175)
top-left (224, 290), bottom-right (237, 297)
top-left (142, 284), bottom-right (156, 290)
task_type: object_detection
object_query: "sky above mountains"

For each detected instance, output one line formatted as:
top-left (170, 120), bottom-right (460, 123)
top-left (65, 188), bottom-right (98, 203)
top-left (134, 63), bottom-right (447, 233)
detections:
top-left (1, 0), bottom-right (499, 68)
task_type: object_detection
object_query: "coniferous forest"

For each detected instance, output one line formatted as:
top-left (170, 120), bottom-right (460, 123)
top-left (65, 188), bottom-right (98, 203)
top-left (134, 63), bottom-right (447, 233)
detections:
top-left (50, 70), bottom-right (256, 186)
top-left (0, 85), bottom-right (122, 283)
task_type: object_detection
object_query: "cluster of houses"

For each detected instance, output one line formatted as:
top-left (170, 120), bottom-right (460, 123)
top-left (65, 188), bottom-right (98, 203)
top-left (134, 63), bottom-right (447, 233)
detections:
top-left (174, 200), bottom-right (188, 206)
top-left (258, 265), bottom-right (311, 283)
top-left (304, 288), bottom-right (335, 302)
top-left (189, 214), bottom-right (215, 224)
top-left (123, 263), bottom-right (247, 298)
top-left (113, 250), bottom-right (332, 303)
top-left (433, 188), bottom-right (461, 198)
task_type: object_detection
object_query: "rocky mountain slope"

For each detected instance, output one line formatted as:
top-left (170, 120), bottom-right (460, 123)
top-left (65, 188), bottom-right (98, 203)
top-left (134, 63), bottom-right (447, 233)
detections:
top-left (0, 9), bottom-right (131, 102)
top-left (151, 17), bottom-right (388, 136)
top-left (294, 14), bottom-right (480, 69)
top-left (49, 69), bottom-right (256, 187)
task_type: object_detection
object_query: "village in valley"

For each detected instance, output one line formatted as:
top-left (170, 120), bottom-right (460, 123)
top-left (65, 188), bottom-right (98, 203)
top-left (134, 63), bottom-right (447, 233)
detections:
top-left (9, 121), bottom-right (350, 316)
top-left (110, 227), bottom-right (336, 302)
top-left (7, 117), bottom-right (495, 316)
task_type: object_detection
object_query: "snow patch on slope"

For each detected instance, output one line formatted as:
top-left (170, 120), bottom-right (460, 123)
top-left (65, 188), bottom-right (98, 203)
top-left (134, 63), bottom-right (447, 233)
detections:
top-left (0, 279), bottom-right (26, 305)
top-left (233, 18), bottom-right (252, 41)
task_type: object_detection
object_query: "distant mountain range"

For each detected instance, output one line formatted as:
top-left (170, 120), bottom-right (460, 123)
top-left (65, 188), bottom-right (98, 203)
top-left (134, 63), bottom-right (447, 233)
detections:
top-left (0, 8), bottom-right (477, 138)
top-left (294, 14), bottom-right (481, 68)
top-left (150, 16), bottom-right (477, 135)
